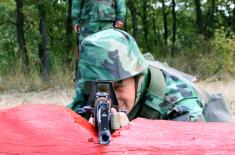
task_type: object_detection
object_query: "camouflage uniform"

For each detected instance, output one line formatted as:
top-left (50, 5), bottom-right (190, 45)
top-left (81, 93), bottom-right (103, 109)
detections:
top-left (68, 29), bottom-right (205, 122)
top-left (72, 0), bottom-right (126, 43)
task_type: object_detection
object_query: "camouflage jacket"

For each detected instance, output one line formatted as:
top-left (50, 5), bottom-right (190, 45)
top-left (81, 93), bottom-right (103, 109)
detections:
top-left (129, 63), bottom-right (204, 122)
top-left (72, 0), bottom-right (126, 25)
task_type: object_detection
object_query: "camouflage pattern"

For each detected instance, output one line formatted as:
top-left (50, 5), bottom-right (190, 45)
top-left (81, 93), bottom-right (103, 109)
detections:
top-left (78, 29), bottom-right (148, 81)
top-left (68, 29), bottom-right (204, 122)
top-left (79, 21), bottom-right (114, 45)
top-left (72, 0), bottom-right (126, 43)
top-left (138, 69), bottom-right (204, 121)
top-left (72, 0), bottom-right (126, 24)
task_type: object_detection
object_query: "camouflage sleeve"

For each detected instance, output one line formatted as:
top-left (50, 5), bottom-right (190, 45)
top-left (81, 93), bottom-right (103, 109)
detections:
top-left (67, 81), bottom-right (85, 111)
top-left (115, 0), bottom-right (126, 22)
top-left (72, 0), bottom-right (83, 25)
top-left (167, 98), bottom-right (205, 122)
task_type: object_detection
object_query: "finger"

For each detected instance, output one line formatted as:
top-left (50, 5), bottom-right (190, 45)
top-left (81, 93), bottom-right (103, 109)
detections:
top-left (73, 24), bottom-right (79, 32)
top-left (119, 23), bottom-right (124, 28)
top-left (116, 21), bottom-right (124, 28)
top-left (88, 117), bottom-right (94, 125)
top-left (73, 26), bottom-right (77, 32)
top-left (111, 107), bottom-right (117, 113)
top-left (77, 25), bottom-right (80, 32)
top-left (119, 112), bottom-right (129, 127)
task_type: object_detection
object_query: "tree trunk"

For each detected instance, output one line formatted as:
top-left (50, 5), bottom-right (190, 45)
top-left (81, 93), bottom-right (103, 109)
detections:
top-left (38, 4), bottom-right (50, 80)
top-left (171, 0), bottom-right (176, 56)
top-left (127, 0), bottom-right (138, 42)
top-left (205, 0), bottom-right (216, 39)
top-left (224, 0), bottom-right (234, 34)
top-left (152, 0), bottom-right (157, 45)
top-left (65, 0), bottom-right (73, 69)
top-left (15, 0), bottom-right (30, 80)
top-left (194, 0), bottom-right (204, 35)
top-left (142, 0), bottom-right (148, 47)
top-left (233, 7), bottom-right (235, 33)
top-left (161, 0), bottom-right (168, 45)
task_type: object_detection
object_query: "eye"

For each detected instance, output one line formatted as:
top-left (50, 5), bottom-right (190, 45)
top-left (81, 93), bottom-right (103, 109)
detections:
top-left (114, 82), bottom-right (126, 89)
top-left (113, 84), bottom-right (124, 93)
top-left (114, 84), bottom-right (121, 90)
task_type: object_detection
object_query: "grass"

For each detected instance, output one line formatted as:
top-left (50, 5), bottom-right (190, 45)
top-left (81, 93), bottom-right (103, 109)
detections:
top-left (0, 71), bottom-right (235, 118)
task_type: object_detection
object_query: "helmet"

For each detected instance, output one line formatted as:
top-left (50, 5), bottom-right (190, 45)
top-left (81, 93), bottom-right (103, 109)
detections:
top-left (78, 29), bottom-right (148, 82)
top-left (69, 29), bottom-right (149, 115)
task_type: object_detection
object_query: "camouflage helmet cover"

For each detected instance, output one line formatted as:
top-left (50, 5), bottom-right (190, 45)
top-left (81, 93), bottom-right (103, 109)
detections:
top-left (78, 29), bottom-right (148, 82)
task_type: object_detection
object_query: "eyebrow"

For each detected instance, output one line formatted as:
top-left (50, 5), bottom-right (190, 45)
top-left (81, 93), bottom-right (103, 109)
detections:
top-left (113, 80), bottom-right (125, 87)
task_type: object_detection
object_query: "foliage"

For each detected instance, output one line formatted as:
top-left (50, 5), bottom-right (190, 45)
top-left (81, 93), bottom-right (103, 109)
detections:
top-left (0, 0), bottom-right (234, 82)
top-left (159, 29), bottom-right (235, 79)
top-left (210, 30), bottom-right (235, 73)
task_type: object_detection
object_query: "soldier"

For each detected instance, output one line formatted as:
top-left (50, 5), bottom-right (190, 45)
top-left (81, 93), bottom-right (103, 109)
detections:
top-left (68, 29), bottom-right (232, 127)
top-left (72, 0), bottom-right (126, 44)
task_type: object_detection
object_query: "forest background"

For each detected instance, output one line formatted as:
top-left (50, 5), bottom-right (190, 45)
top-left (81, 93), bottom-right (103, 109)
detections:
top-left (0, 0), bottom-right (234, 112)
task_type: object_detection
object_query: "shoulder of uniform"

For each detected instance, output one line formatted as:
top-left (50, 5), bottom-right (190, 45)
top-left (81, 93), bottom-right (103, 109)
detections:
top-left (146, 60), bottom-right (210, 105)
top-left (146, 60), bottom-right (197, 82)
top-left (146, 63), bottom-right (166, 98)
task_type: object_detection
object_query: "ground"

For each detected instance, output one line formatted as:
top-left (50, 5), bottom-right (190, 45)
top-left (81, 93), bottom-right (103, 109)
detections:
top-left (0, 81), bottom-right (234, 118)
top-left (0, 88), bottom-right (73, 110)
top-left (198, 80), bottom-right (235, 117)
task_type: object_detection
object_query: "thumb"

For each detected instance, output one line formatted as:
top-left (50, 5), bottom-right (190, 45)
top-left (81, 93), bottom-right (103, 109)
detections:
top-left (88, 117), bottom-right (94, 125)
top-left (111, 107), bottom-right (117, 113)
top-left (111, 112), bottom-right (129, 130)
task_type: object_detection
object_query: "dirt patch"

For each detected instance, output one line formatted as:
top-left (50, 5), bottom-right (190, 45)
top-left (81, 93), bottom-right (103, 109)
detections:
top-left (0, 88), bottom-right (74, 110)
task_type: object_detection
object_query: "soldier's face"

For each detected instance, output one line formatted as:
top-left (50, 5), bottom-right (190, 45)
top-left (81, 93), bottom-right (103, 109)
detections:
top-left (113, 77), bottom-right (136, 114)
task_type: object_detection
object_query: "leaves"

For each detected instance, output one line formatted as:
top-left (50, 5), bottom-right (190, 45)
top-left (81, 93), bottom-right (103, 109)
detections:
top-left (0, 0), bottom-right (234, 79)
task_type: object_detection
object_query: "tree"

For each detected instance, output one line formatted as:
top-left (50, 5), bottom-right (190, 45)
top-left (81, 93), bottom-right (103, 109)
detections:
top-left (142, 0), bottom-right (149, 47)
top-left (65, 0), bottom-right (73, 68)
top-left (127, 0), bottom-right (139, 41)
top-left (161, 0), bottom-right (169, 45)
top-left (171, 0), bottom-right (176, 56)
top-left (151, 0), bottom-right (157, 46)
top-left (15, 0), bottom-right (30, 80)
top-left (194, 0), bottom-right (204, 35)
top-left (38, 2), bottom-right (50, 80)
top-left (205, 0), bottom-right (216, 39)
top-left (233, 6), bottom-right (235, 32)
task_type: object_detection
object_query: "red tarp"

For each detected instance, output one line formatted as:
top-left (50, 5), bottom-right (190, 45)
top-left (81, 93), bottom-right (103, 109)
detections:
top-left (0, 104), bottom-right (235, 155)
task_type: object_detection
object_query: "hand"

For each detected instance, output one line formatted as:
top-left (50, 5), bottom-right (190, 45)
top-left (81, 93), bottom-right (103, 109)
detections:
top-left (88, 116), bottom-right (94, 125)
top-left (88, 109), bottom-right (116, 125)
top-left (115, 20), bottom-right (124, 28)
top-left (110, 108), bottom-right (129, 130)
top-left (88, 108), bottom-right (129, 130)
top-left (73, 24), bottom-right (80, 32)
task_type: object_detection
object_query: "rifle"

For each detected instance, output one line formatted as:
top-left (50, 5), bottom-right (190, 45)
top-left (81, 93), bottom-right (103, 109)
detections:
top-left (76, 81), bottom-right (119, 145)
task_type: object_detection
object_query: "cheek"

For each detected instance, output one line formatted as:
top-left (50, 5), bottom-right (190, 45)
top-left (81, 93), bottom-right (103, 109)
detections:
top-left (115, 88), bottom-right (136, 112)
top-left (116, 89), bottom-right (134, 101)
top-left (126, 82), bottom-right (136, 105)
top-left (125, 88), bottom-right (135, 105)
